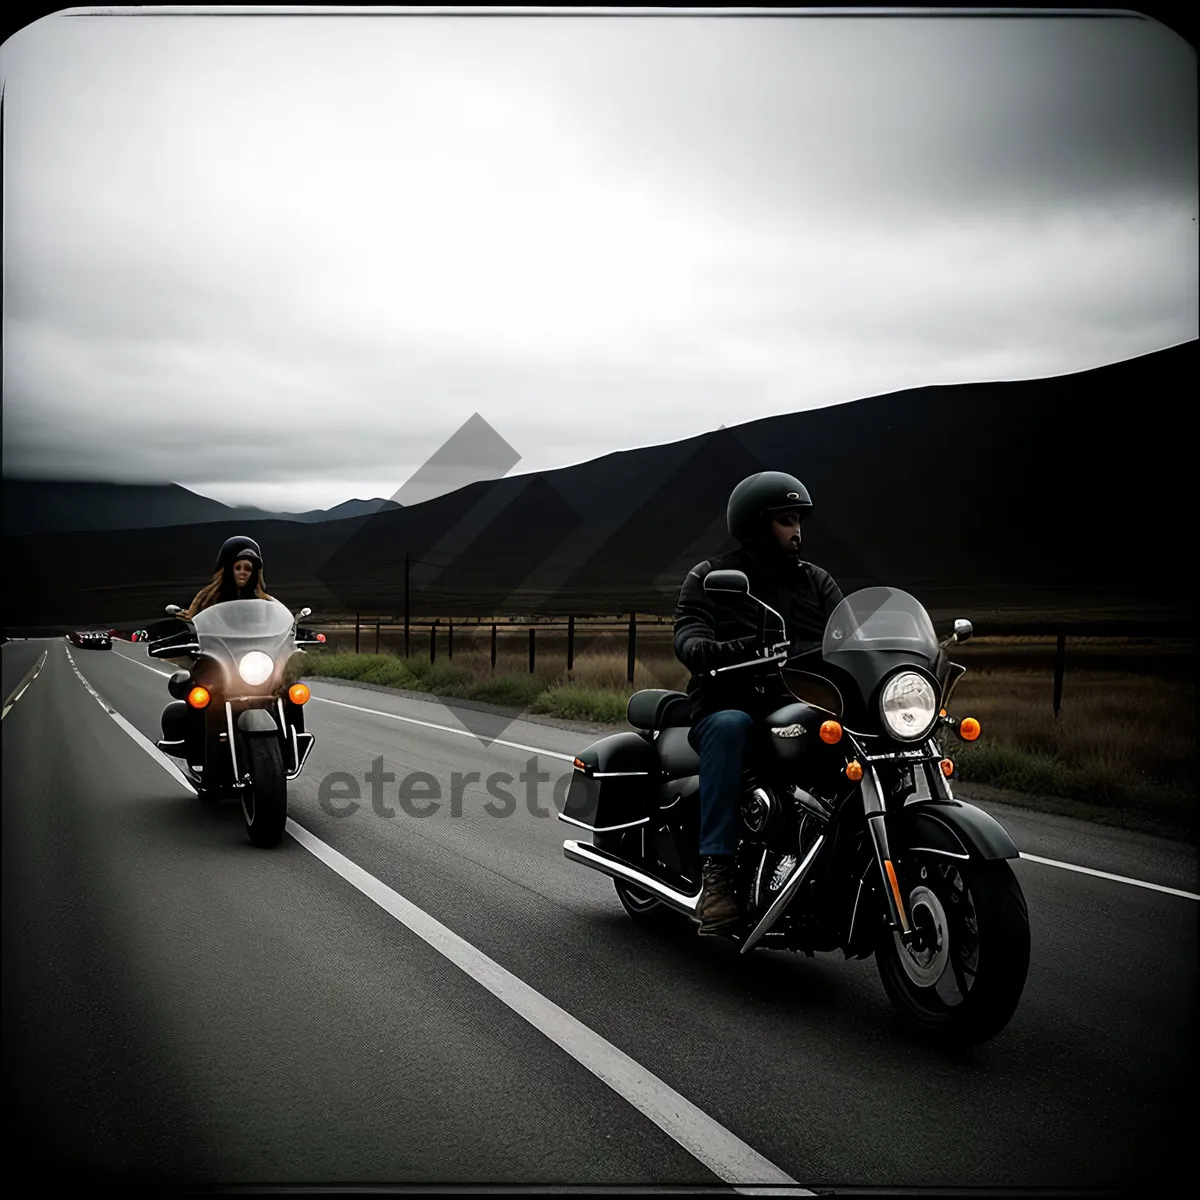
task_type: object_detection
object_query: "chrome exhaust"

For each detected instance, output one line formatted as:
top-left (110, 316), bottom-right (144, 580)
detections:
top-left (563, 840), bottom-right (701, 916)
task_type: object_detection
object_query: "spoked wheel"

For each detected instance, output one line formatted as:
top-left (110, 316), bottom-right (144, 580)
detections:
top-left (242, 737), bottom-right (288, 848)
top-left (875, 853), bottom-right (1030, 1048)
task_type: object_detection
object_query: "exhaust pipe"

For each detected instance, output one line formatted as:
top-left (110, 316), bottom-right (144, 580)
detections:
top-left (563, 840), bottom-right (701, 916)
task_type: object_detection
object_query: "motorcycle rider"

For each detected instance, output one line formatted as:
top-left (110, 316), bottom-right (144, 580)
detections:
top-left (177, 535), bottom-right (275, 620)
top-left (156, 535), bottom-right (277, 725)
top-left (673, 472), bottom-right (844, 935)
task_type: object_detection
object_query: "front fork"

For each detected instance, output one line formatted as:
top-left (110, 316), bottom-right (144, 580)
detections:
top-left (860, 763), bottom-right (913, 939)
top-left (206, 698), bottom-right (308, 788)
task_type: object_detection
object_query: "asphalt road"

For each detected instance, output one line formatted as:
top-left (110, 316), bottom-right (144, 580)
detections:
top-left (3, 637), bottom-right (1196, 1191)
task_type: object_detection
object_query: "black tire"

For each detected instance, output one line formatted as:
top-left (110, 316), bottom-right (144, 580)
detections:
top-left (875, 855), bottom-right (1030, 1048)
top-left (242, 737), bottom-right (288, 848)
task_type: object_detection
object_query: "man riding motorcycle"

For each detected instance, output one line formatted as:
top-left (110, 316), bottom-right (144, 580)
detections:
top-left (673, 472), bottom-right (844, 935)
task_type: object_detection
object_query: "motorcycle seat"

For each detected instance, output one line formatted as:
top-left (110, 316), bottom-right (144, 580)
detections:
top-left (626, 689), bottom-right (691, 732)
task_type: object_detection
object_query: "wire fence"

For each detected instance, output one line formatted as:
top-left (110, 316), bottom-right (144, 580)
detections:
top-left (299, 611), bottom-right (1194, 717)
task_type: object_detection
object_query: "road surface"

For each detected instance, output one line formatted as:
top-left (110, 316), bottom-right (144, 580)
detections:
top-left (3, 637), bottom-right (1196, 1190)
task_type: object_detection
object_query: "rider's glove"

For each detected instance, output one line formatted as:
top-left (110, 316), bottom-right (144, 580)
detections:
top-left (692, 634), bottom-right (760, 672)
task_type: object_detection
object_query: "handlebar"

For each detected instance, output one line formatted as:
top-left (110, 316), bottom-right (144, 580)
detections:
top-left (707, 641), bottom-right (791, 677)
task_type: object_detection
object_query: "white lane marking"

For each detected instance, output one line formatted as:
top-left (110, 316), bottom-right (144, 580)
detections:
top-left (64, 645), bottom-right (198, 795)
top-left (2, 649), bottom-right (48, 719)
top-left (285, 817), bottom-right (805, 1192)
top-left (111, 646), bottom-right (172, 677)
top-left (108, 651), bottom-right (1200, 903)
top-left (1018, 853), bottom-right (1199, 902)
top-left (74, 644), bottom-right (806, 1188)
top-left (311, 693), bottom-right (577, 763)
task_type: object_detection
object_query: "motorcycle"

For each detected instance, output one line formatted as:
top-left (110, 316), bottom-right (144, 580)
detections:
top-left (148, 598), bottom-right (321, 848)
top-left (559, 570), bottom-right (1031, 1047)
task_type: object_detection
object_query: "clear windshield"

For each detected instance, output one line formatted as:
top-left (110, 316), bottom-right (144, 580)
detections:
top-left (192, 598), bottom-right (294, 640)
top-left (191, 598), bottom-right (295, 678)
top-left (822, 587), bottom-right (939, 658)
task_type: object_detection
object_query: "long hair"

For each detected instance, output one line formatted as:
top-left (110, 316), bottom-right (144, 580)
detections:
top-left (179, 564), bottom-right (274, 620)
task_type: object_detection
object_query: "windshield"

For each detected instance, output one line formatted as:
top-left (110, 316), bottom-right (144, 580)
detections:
top-left (190, 599), bottom-right (295, 681)
top-left (822, 587), bottom-right (939, 658)
top-left (192, 598), bottom-right (294, 640)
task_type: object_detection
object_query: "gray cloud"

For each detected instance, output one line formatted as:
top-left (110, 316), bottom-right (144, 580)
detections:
top-left (1, 12), bottom-right (1195, 512)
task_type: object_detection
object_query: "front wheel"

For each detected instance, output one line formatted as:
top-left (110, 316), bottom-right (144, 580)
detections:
top-left (242, 737), bottom-right (288, 848)
top-left (875, 855), bottom-right (1030, 1048)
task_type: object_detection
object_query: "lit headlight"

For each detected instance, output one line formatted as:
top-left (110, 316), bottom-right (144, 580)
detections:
top-left (880, 672), bottom-right (938, 741)
top-left (238, 651), bottom-right (275, 686)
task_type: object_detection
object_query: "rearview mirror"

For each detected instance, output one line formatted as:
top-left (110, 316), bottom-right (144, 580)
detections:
top-left (297, 607), bottom-right (312, 620)
top-left (953, 619), bottom-right (973, 643)
top-left (704, 569), bottom-right (749, 594)
top-left (165, 604), bottom-right (181, 616)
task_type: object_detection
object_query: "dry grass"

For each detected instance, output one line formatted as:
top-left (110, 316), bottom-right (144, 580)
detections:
top-left (295, 638), bottom-right (1196, 833)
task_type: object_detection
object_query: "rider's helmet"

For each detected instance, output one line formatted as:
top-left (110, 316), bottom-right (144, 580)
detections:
top-left (727, 472), bottom-right (813, 546)
top-left (215, 535), bottom-right (263, 573)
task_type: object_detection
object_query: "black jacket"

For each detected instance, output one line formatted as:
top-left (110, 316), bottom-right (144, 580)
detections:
top-left (673, 545), bottom-right (843, 723)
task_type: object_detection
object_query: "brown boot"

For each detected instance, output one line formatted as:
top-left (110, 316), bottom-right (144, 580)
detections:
top-left (697, 855), bottom-right (741, 935)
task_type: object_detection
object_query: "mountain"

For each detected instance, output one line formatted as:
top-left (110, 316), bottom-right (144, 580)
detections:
top-left (3, 340), bottom-right (1195, 632)
top-left (0, 479), bottom-right (401, 537)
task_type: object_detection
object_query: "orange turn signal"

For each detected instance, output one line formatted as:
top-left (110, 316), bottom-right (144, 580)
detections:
top-left (573, 757), bottom-right (587, 771)
top-left (820, 720), bottom-right (843, 745)
top-left (845, 760), bottom-right (863, 781)
top-left (288, 683), bottom-right (310, 706)
top-left (187, 686), bottom-right (210, 709)
top-left (959, 717), bottom-right (981, 741)
top-left (940, 759), bottom-right (954, 777)
top-left (939, 708), bottom-right (947, 718)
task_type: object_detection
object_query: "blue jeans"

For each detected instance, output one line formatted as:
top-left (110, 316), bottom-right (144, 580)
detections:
top-left (689, 709), bottom-right (754, 857)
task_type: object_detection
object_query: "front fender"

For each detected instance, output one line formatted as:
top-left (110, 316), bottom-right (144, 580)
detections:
top-left (237, 708), bottom-right (280, 735)
top-left (896, 798), bottom-right (1019, 861)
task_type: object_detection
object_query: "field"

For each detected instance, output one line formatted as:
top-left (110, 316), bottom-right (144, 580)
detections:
top-left (292, 627), bottom-right (1196, 841)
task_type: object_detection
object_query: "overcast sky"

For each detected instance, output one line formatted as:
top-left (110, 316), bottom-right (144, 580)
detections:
top-left (2, 8), bottom-right (1196, 513)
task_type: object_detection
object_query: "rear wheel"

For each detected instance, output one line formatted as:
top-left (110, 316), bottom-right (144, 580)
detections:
top-left (602, 829), bottom-right (692, 932)
top-left (875, 854), bottom-right (1030, 1048)
top-left (242, 737), bottom-right (288, 848)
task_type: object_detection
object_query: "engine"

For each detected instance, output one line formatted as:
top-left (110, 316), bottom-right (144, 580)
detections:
top-left (740, 784), bottom-right (782, 838)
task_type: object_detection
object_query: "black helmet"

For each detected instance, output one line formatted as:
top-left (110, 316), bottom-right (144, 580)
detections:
top-left (727, 472), bottom-right (813, 544)
top-left (215, 535), bottom-right (263, 572)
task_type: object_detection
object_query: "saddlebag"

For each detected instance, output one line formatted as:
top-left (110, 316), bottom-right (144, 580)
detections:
top-left (560, 731), bottom-right (659, 833)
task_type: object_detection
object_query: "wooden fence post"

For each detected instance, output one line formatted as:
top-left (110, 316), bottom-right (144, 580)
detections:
top-left (448, 617), bottom-right (453, 660)
top-left (529, 627), bottom-right (536, 674)
top-left (567, 614), bottom-right (575, 673)
top-left (355, 614), bottom-right (360, 655)
top-left (430, 622), bottom-right (437, 664)
top-left (375, 620), bottom-right (380, 655)
top-left (627, 612), bottom-right (636, 685)
top-left (491, 623), bottom-right (497, 671)
top-left (1054, 632), bottom-right (1066, 717)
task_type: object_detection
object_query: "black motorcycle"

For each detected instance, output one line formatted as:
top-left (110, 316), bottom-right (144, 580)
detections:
top-left (559, 570), bottom-right (1031, 1047)
top-left (149, 598), bottom-right (321, 847)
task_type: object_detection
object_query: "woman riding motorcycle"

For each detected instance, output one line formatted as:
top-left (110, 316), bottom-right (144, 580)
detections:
top-left (156, 536), bottom-right (276, 667)
top-left (178, 535), bottom-right (276, 619)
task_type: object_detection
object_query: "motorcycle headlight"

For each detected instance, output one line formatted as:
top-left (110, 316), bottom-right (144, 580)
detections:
top-left (879, 671), bottom-right (938, 741)
top-left (238, 651), bottom-right (275, 686)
